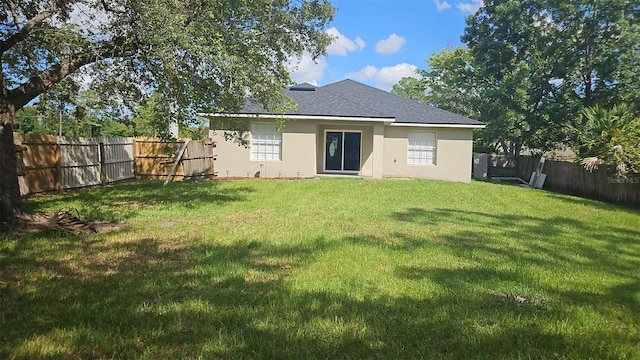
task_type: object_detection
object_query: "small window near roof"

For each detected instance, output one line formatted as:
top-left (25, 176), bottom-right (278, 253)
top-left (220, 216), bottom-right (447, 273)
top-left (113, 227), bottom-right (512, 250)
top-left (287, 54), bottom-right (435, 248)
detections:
top-left (408, 131), bottom-right (436, 165)
top-left (251, 123), bottom-right (282, 161)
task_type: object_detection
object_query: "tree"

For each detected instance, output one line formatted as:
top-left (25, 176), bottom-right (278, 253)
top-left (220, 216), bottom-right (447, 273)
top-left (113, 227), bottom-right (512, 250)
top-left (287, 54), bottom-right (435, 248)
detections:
top-left (0, 0), bottom-right (335, 221)
top-left (391, 77), bottom-right (428, 104)
top-left (130, 94), bottom-right (170, 138)
top-left (394, 46), bottom-right (558, 155)
top-left (395, 0), bottom-right (640, 156)
top-left (574, 104), bottom-right (640, 176)
top-left (14, 105), bottom-right (45, 134)
top-left (460, 0), bottom-right (575, 155)
top-left (420, 48), bottom-right (479, 118)
top-left (462, 0), bottom-right (640, 152)
top-left (99, 119), bottom-right (134, 137)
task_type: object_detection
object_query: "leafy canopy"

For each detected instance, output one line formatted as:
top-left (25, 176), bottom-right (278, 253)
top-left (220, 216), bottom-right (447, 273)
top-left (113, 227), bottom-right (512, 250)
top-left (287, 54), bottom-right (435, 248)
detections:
top-left (1, 0), bottom-right (335, 119)
top-left (575, 104), bottom-right (640, 176)
top-left (393, 0), bottom-right (640, 157)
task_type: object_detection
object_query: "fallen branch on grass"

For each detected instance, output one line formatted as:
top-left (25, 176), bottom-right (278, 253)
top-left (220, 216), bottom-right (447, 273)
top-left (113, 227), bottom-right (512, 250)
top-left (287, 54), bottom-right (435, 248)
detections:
top-left (10, 208), bottom-right (97, 235)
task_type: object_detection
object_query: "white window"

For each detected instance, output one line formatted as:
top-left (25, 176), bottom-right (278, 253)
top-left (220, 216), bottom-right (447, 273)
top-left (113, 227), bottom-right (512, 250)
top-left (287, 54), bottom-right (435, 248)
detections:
top-left (407, 131), bottom-right (436, 165)
top-left (251, 123), bottom-right (282, 161)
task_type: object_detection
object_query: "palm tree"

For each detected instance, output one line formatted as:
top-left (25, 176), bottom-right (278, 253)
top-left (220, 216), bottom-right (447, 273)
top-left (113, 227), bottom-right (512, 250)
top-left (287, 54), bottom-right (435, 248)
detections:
top-left (577, 104), bottom-right (640, 176)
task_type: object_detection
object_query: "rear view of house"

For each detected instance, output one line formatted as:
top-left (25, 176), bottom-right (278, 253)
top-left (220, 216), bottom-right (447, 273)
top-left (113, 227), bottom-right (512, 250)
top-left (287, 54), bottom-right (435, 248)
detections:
top-left (201, 79), bottom-right (484, 183)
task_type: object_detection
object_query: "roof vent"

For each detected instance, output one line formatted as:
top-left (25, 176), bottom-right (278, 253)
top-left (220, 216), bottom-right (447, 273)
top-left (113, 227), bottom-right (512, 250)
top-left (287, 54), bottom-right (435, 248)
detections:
top-left (289, 83), bottom-right (316, 91)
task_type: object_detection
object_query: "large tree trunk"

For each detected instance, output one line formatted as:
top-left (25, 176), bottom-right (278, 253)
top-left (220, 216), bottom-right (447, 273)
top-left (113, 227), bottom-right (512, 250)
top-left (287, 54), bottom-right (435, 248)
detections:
top-left (0, 106), bottom-right (22, 221)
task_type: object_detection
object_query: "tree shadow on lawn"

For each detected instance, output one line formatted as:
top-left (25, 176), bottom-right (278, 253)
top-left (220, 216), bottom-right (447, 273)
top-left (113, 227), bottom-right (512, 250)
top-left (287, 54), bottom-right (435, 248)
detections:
top-left (2, 225), bottom-right (638, 359)
top-left (391, 207), bottom-right (639, 269)
top-left (21, 180), bottom-right (255, 222)
top-left (391, 207), bottom-right (640, 322)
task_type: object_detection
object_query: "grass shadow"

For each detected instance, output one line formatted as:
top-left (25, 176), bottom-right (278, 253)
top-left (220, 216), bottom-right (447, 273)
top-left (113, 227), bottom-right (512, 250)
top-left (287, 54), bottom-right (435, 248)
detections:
top-left (21, 180), bottom-right (255, 222)
top-left (390, 207), bottom-right (640, 319)
top-left (1, 180), bottom-right (638, 359)
top-left (4, 229), bottom-right (635, 359)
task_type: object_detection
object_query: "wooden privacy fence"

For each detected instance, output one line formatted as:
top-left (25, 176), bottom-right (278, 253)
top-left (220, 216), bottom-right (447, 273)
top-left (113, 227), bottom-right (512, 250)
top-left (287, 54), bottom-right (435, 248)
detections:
top-left (15, 134), bottom-right (60, 195)
top-left (542, 160), bottom-right (639, 207)
top-left (475, 153), bottom-right (640, 207)
top-left (14, 134), bottom-right (215, 196)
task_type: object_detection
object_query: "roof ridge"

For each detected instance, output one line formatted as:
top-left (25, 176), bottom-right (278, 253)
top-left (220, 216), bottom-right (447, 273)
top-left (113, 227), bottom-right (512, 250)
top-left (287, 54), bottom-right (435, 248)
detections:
top-left (322, 78), bottom-right (482, 125)
top-left (318, 79), bottom-right (395, 118)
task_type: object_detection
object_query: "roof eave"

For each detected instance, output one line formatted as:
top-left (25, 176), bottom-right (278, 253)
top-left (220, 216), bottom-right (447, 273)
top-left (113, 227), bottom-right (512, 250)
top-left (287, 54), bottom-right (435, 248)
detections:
top-left (198, 112), bottom-right (395, 124)
top-left (390, 122), bottom-right (486, 129)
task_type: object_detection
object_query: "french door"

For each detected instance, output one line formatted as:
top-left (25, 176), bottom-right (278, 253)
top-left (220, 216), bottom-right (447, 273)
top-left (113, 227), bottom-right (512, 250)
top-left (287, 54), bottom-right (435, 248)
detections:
top-left (324, 131), bottom-right (361, 173)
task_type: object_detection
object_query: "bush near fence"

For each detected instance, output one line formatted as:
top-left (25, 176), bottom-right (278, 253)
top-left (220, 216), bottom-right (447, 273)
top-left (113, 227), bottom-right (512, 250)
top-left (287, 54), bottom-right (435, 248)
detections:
top-left (475, 153), bottom-right (640, 208)
top-left (14, 134), bottom-right (215, 196)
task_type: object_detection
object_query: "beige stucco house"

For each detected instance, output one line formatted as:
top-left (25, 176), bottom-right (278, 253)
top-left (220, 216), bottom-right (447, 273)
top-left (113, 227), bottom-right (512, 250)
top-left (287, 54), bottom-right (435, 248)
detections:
top-left (200, 79), bottom-right (484, 183)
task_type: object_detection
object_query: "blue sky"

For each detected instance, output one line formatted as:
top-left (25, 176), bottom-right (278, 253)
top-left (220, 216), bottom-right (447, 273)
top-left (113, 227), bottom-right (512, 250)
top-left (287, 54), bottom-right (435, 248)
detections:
top-left (289, 0), bottom-right (483, 91)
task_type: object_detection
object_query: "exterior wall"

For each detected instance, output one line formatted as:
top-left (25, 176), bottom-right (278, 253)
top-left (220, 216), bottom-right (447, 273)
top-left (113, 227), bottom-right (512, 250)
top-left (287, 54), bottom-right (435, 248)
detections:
top-left (382, 126), bottom-right (474, 183)
top-left (211, 119), bottom-right (475, 182)
top-left (211, 120), bottom-right (317, 178)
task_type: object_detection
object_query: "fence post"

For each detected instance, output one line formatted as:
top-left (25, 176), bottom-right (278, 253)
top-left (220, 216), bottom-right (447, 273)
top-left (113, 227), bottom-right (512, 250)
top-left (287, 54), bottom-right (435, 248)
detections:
top-left (99, 141), bottom-right (106, 185)
top-left (132, 138), bottom-right (137, 179)
top-left (55, 137), bottom-right (62, 193)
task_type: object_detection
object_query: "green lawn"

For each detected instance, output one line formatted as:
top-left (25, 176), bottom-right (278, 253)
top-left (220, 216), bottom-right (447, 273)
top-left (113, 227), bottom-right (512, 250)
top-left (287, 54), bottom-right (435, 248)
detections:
top-left (1, 178), bottom-right (639, 359)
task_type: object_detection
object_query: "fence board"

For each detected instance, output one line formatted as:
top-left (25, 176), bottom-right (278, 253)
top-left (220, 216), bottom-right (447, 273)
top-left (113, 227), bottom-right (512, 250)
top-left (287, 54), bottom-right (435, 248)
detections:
top-left (100, 137), bottom-right (135, 183)
top-left (15, 134), bottom-right (60, 193)
top-left (182, 139), bottom-right (215, 179)
top-left (487, 155), bottom-right (538, 180)
top-left (134, 138), bottom-right (184, 180)
top-left (542, 160), bottom-right (640, 207)
top-left (479, 153), bottom-right (639, 207)
top-left (14, 136), bottom-right (29, 196)
top-left (59, 137), bottom-right (101, 189)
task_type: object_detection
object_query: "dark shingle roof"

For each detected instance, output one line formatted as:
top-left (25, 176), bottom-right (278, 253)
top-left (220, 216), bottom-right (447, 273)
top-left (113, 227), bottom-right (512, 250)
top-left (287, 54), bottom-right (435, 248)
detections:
top-left (241, 79), bottom-right (483, 126)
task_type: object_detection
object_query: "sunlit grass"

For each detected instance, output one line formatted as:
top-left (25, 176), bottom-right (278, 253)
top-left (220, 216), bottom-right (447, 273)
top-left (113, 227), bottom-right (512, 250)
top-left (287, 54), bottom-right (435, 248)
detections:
top-left (1, 178), bottom-right (639, 359)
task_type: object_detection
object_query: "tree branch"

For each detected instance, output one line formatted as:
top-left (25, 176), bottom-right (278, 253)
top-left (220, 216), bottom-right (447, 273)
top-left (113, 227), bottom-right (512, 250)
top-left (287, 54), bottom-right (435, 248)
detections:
top-left (7, 0), bottom-right (22, 32)
top-left (8, 37), bottom-right (137, 110)
top-left (0, 1), bottom-right (62, 54)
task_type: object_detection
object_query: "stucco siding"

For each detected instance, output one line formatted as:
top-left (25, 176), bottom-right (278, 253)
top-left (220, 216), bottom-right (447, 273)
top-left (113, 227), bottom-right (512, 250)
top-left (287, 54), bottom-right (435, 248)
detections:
top-left (210, 120), bottom-right (317, 178)
top-left (211, 120), bottom-right (474, 182)
top-left (382, 127), bottom-right (474, 183)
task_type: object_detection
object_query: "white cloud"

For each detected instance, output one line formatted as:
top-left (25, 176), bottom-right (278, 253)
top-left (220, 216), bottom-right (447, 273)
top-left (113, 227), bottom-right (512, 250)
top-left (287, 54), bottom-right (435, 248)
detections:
top-left (287, 53), bottom-right (328, 85)
top-left (456, 0), bottom-right (483, 14)
top-left (347, 63), bottom-right (419, 91)
top-left (434, 0), bottom-right (452, 12)
top-left (349, 65), bottom-right (379, 82)
top-left (326, 27), bottom-right (365, 56)
top-left (375, 33), bottom-right (406, 55)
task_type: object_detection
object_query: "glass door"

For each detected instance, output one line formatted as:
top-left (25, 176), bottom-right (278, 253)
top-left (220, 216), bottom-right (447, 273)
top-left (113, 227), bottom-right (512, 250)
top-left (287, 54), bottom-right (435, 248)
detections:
top-left (324, 131), bottom-right (361, 172)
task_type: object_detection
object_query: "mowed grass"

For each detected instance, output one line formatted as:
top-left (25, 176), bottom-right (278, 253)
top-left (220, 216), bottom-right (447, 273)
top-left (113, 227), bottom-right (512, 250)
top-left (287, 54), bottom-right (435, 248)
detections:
top-left (1, 178), bottom-right (639, 359)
